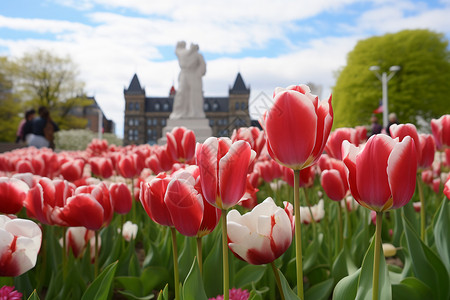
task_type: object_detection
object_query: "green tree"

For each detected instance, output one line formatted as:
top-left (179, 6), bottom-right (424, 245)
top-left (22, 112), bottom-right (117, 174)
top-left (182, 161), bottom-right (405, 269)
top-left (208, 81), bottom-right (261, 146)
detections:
top-left (0, 57), bottom-right (22, 142)
top-left (332, 29), bottom-right (450, 131)
top-left (11, 49), bottom-right (90, 130)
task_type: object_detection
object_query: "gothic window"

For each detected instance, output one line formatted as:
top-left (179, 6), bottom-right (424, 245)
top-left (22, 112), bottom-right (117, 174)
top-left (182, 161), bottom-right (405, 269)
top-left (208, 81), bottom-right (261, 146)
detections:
top-left (241, 102), bottom-right (246, 110)
top-left (135, 119), bottom-right (139, 126)
top-left (161, 119), bottom-right (166, 126)
top-left (212, 102), bottom-right (219, 111)
top-left (128, 102), bottom-right (134, 111)
top-left (154, 103), bottom-right (160, 111)
top-left (235, 102), bottom-right (239, 110)
top-left (204, 103), bottom-right (210, 111)
top-left (163, 103), bottom-right (169, 111)
top-left (153, 119), bottom-right (157, 126)
top-left (128, 118), bottom-right (134, 126)
top-left (209, 119), bottom-right (214, 126)
top-left (135, 102), bottom-right (140, 110)
top-left (147, 119), bottom-right (152, 126)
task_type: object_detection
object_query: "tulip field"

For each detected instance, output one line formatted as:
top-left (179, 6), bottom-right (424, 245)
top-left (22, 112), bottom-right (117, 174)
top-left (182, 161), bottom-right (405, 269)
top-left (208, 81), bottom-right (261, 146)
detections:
top-left (0, 85), bottom-right (450, 300)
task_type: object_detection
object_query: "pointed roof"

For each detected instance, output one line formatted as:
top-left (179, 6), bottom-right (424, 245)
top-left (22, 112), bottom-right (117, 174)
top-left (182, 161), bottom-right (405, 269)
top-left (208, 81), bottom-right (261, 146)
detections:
top-left (229, 72), bottom-right (250, 94)
top-left (124, 74), bottom-right (145, 95)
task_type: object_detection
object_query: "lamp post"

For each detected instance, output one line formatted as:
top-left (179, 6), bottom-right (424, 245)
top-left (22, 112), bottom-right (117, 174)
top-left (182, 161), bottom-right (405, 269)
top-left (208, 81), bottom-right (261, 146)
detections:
top-left (369, 65), bottom-right (401, 128)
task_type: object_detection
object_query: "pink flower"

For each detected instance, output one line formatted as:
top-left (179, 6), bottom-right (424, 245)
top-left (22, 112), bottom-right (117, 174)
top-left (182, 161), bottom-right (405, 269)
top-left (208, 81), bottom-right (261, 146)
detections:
top-left (109, 182), bottom-right (132, 215)
top-left (0, 286), bottom-right (22, 300)
top-left (208, 288), bottom-right (250, 300)
top-left (166, 126), bottom-right (196, 163)
top-left (227, 197), bottom-right (294, 265)
top-left (262, 84), bottom-right (333, 170)
top-left (0, 177), bottom-right (29, 214)
top-left (0, 215), bottom-right (42, 277)
top-left (196, 138), bottom-right (255, 210)
top-left (342, 134), bottom-right (417, 212)
top-left (431, 114), bottom-right (450, 150)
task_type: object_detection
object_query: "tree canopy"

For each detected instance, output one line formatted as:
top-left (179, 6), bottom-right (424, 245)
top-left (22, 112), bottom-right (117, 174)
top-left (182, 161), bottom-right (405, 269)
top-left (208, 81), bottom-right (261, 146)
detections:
top-left (10, 49), bottom-right (90, 130)
top-left (332, 29), bottom-right (450, 131)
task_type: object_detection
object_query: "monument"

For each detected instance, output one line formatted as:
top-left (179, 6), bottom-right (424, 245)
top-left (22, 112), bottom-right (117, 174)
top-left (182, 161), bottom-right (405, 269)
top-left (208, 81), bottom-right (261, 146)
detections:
top-left (159, 41), bottom-right (213, 144)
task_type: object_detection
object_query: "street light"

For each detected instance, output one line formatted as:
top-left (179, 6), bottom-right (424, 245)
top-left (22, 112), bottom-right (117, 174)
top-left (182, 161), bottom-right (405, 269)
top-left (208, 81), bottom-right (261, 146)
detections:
top-left (369, 65), bottom-right (401, 128)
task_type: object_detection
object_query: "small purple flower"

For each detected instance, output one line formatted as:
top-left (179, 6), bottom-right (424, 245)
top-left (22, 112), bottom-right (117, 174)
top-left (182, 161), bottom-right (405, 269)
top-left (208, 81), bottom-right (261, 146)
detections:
top-left (209, 288), bottom-right (250, 300)
top-left (0, 286), bottom-right (22, 300)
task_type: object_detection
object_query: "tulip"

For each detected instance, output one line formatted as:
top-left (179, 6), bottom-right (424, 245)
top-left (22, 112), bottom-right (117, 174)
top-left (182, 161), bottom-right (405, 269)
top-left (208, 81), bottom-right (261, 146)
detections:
top-left (382, 243), bottom-right (397, 257)
top-left (89, 157), bottom-right (114, 179)
top-left (444, 178), bottom-right (450, 200)
top-left (166, 126), bottom-right (196, 163)
top-left (300, 200), bottom-right (325, 224)
top-left (0, 215), bottom-right (42, 277)
top-left (117, 153), bottom-right (143, 179)
top-left (120, 221), bottom-right (138, 242)
top-left (110, 182), bottom-right (132, 214)
top-left (418, 134), bottom-right (436, 169)
top-left (0, 177), bottom-right (29, 214)
top-left (196, 137), bottom-right (255, 210)
top-left (262, 84), bottom-right (333, 300)
top-left (60, 159), bottom-right (85, 182)
top-left (325, 127), bottom-right (357, 160)
top-left (321, 169), bottom-right (347, 202)
top-left (431, 114), bottom-right (450, 150)
top-left (342, 134), bottom-right (417, 300)
top-left (231, 126), bottom-right (266, 157)
top-left (342, 134), bottom-right (417, 212)
top-left (140, 173), bottom-right (173, 227)
top-left (227, 197), bottom-right (294, 265)
top-left (64, 226), bottom-right (99, 260)
top-left (262, 84), bottom-right (333, 170)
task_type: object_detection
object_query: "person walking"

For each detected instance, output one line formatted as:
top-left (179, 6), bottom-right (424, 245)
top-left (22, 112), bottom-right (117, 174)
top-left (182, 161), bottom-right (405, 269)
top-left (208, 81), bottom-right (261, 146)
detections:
top-left (28, 106), bottom-right (59, 149)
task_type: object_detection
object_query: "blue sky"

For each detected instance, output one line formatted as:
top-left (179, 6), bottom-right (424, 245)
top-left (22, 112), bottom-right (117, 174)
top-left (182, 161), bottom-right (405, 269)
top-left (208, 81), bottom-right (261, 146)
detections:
top-left (1, 0), bottom-right (449, 136)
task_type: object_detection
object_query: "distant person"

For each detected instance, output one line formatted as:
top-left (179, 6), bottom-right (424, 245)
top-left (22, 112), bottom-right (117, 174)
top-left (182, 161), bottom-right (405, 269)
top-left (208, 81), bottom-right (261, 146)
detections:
top-left (28, 106), bottom-right (59, 149)
top-left (15, 109), bottom-right (35, 143)
top-left (370, 115), bottom-right (382, 137)
top-left (386, 113), bottom-right (399, 136)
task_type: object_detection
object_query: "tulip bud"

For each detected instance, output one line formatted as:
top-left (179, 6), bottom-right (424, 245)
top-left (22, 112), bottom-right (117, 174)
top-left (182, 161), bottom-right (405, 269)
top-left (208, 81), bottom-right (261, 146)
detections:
top-left (382, 243), bottom-right (397, 257)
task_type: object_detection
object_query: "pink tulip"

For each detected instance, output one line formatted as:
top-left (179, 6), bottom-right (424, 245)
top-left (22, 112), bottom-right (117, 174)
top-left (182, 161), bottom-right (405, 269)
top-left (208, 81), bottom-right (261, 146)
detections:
top-left (196, 137), bottom-right (256, 210)
top-left (443, 178), bottom-right (450, 199)
top-left (282, 165), bottom-right (315, 188)
top-left (0, 177), bottom-right (29, 214)
top-left (321, 169), bottom-right (347, 201)
top-left (140, 173), bottom-right (173, 227)
top-left (60, 159), bottom-right (85, 182)
top-left (262, 84), bottom-right (333, 170)
top-left (89, 157), bottom-right (114, 179)
top-left (390, 123), bottom-right (422, 166)
top-left (117, 154), bottom-right (143, 178)
top-left (110, 182), bottom-right (132, 214)
top-left (342, 134), bottom-right (417, 212)
top-left (227, 197), bottom-right (294, 265)
top-left (0, 215), bottom-right (42, 276)
top-left (325, 128), bottom-right (357, 160)
top-left (418, 134), bottom-right (436, 169)
top-left (65, 226), bottom-right (98, 260)
top-left (166, 126), bottom-right (196, 163)
top-left (431, 114), bottom-right (450, 150)
top-left (231, 126), bottom-right (266, 157)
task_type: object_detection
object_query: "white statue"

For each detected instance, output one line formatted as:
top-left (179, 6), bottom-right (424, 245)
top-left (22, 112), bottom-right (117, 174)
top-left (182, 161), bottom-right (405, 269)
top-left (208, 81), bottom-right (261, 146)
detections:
top-left (170, 41), bottom-right (206, 119)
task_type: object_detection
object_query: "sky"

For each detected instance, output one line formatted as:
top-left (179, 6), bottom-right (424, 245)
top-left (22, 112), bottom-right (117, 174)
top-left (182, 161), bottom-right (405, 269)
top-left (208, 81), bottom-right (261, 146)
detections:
top-left (1, 0), bottom-right (450, 137)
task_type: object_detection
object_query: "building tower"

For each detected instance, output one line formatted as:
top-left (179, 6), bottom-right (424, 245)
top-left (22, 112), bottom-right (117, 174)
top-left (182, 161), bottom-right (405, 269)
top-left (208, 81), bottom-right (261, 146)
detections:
top-left (124, 74), bottom-right (145, 144)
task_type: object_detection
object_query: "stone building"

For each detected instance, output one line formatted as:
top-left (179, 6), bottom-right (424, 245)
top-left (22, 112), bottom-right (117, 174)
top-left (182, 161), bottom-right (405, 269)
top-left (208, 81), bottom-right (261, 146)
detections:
top-left (69, 97), bottom-right (115, 134)
top-left (123, 73), bottom-right (251, 145)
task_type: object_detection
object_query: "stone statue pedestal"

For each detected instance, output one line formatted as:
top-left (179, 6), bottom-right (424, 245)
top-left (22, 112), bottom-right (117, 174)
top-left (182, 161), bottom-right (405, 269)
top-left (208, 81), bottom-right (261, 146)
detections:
top-left (158, 118), bottom-right (213, 145)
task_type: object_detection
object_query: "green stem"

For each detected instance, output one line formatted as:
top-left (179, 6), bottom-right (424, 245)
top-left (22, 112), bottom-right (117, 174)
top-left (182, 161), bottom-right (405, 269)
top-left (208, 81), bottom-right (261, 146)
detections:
top-left (62, 227), bottom-right (67, 279)
top-left (294, 170), bottom-right (304, 300)
top-left (344, 199), bottom-right (352, 238)
top-left (221, 209), bottom-right (229, 300)
top-left (170, 227), bottom-right (180, 300)
top-left (372, 212), bottom-right (383, 300)
top-left (94, 230), bottom-right (99, 278)
top-left (337, 201), bottom-right (343, 251)
top-left (416, 174), bottom-right (426, 241)
top-left (196, 237), bottom-right (203, 275)
top-left (270, 262), bottom-right (286, 300)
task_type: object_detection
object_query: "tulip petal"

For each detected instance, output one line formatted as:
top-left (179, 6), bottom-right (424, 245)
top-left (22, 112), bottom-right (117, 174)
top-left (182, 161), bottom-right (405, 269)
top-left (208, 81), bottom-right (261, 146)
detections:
top-left (265, 90), bottom-right (317, 169)
top-left (356, 135), bottom-right (395, 210)
top-left (197, 138), bottom-right (219, 206)
top-left (219, 141), bottom-right (252, 209)
top-left (387, 136), bottom-right (417, 209)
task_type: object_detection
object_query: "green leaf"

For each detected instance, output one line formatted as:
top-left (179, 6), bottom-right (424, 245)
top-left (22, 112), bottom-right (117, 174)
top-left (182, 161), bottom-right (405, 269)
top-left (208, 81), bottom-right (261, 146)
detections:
top-left (303, 233), bottom-right (322, 274)
top-left (403, 215), bottom-right (450, 300)
top-left (277, 268), bottom-right (300, 300)
top-left (81, 261), bottom-right (118, 300)
top-left (140, 266), bottom-right (171, 296)
top-left (234, 264), bottom-right (267, 288)
top-left (115, 276), bottom-right (143, 296)
top-left (391, 277), bottom-right (432, 300)
top-left (117, 290), bottom-right (155, 300)
top-left (305, 278), bottom-right (334, 300)
top-left (27, 290), bottom-right (41, 300)
top-left (202, 233), bottom-right (223, 297)
top-left (333, 269), bottom-right (360, 300)
top-left (332, 242), bottom-right (358, 284)
top-left (182, 257), bottom-right (208, 300)
top-left (355, 236), bottom-right (391, 300)
top-left (178, 236), bottom-right (196, 282)
top-left (156, 284), bottom-right (169, 300)
top-left (433, 198), bottom-right (450, 273)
